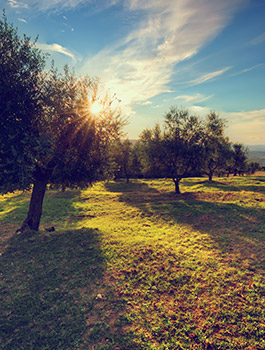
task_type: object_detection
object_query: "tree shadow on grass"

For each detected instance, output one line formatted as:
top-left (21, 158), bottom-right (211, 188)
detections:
top-left (183, 177), bottom-right (265, 194)
top-left (0, 228), bottom-right (133, 350)
top-left (105, 180), bottom-right (175, 204)
top-left (157, 199), bottom-right (265, 266)
top-left (105, 180), bottom-right (265, 271)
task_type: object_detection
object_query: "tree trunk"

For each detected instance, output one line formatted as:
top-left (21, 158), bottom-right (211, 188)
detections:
top-left (173, 178), bottom-right (181, 194)
top-left (124, 167), bottom-right (130, 183)
top-left (208, 173), bottom-right (213, 181)
top-left (19, 166), bottom-right (52, 232)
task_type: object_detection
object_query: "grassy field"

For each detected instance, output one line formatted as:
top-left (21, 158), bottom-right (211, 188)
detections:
top-left (0, 176), bottom-right (265, 349)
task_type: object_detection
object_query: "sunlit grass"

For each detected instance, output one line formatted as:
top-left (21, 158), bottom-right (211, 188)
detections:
top-left (1, 176), bottom-right (265, 349)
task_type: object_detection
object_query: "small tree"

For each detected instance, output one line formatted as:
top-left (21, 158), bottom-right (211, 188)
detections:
top-left (140, 108), bottom-right (203, 193)
top-left (139, 124), bottom-right (166, 178)
top-left (201, 112), bottom-right (232, 181)
top-left (232, 143), bottom-right (248, 176)
top-left (0, 16), bottom-right (124, 232)
top-left (246, 161), bottom-right (261, 175)
top-left (162, 108), bottom-right (203, 193)
top-left (111, 139), bottom-right (133, 183)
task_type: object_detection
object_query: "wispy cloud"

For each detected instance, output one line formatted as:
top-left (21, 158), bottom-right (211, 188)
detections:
top-left (227, 120), bottom-right (265, 144)
top-left (80, 0), bottom-right (242, 112)
top-left (228, 108), bottom-right (265, 122)
top-left (231, 63), bottom-right (265, 77)
top-left (12, 0), bottom-right (118, 12)
top-left (18, 17), bottom-right (28, 23)
top-left (15, 0), bottom-right (244, 115)
top-left (37, 43), bottom-right (76, 62)
top-left (248, 32), bottom-right (265, 46)
top-left (174, 93), bottom-right (214, 103)
top-left (226, 108), bottom-right (265, 144)
top-left (188, 67), bottom-right (231, 86)
top-left (8, 0), bottom-right (28, 8)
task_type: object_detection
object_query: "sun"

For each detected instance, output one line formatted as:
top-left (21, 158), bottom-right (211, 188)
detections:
top-left (90, 101), bottom-right (102, 115)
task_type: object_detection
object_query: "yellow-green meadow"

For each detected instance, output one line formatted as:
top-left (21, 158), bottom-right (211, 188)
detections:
top-left (1, 176), bottom-right (264, 349)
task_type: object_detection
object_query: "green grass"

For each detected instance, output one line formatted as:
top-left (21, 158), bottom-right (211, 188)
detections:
top-left (1, 176), bottom-right (265, 349)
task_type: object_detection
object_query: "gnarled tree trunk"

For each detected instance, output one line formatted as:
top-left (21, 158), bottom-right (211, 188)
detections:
top-left (19, 165), bottom-right (53, 232)
top-left (173, 178), bottom-right (181, 194)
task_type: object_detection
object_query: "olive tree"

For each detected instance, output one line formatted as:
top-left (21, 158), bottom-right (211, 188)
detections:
top-left (200, 112), bottom-right (232, 181)
top-left (0, 15), bottom-right (124, 232)
top-left (232, 143), bottom-right (248, 176)
top-left (140, 108), bottom-right (203, 193)
top-left (111, 139), bottom-right (135, 183)
top-left (0, 12), bottom-right (46, 194)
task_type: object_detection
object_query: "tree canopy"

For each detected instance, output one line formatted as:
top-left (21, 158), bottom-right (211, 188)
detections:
top-left (201, 112), bottom-right (232, 181)
top-left (0, 12), bottom-right (46, 193)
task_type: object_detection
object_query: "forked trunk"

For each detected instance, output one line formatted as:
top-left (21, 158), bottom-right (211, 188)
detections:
top-left (20, 166), bottom-right (52, 232)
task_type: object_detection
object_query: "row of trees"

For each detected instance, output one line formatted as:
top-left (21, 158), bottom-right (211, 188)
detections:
top-left (0, 14), bottom-right (260, 232)
top-left (112, 109), bottom-right (260, 193)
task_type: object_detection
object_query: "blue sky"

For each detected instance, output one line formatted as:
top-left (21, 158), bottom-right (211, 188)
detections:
top-left (2, 0), bottom-right (265, 145)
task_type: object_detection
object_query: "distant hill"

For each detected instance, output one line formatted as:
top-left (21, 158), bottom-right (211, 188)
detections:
top-left (247, 151), bottom-right (265, 166)
top-left (247, 145), bottom-right (265, 166)
top-left (247, 145), bottom-right (265, 152)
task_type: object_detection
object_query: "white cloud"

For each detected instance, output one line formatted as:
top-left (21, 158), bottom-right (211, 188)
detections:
top-left (227, 108), bottom-right (265, 123)
top-left (189, 105), bottom-right (212, 115)
top-left (188, 67), bottom-right (231, 86)
top-left (174, 93), bottom-right (214, 103)
top-left (225, 109), bottom-right (265, 144)
top-left (141, 101), bottom-right (153, 105)
top-left (80, 0), bottom-right (243, 113)
top-left (8, 0), bottom-right (28, 8)
top-left (227, 119), bottom-right (265, 145)
top-left (18, 17), bottom-right (28, 23)
top-left (37, 43), bottom-right (76, 62)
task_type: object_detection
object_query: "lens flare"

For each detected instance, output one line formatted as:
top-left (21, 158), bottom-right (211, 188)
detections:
top-left (90, 101), bottom-right (102, 115)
